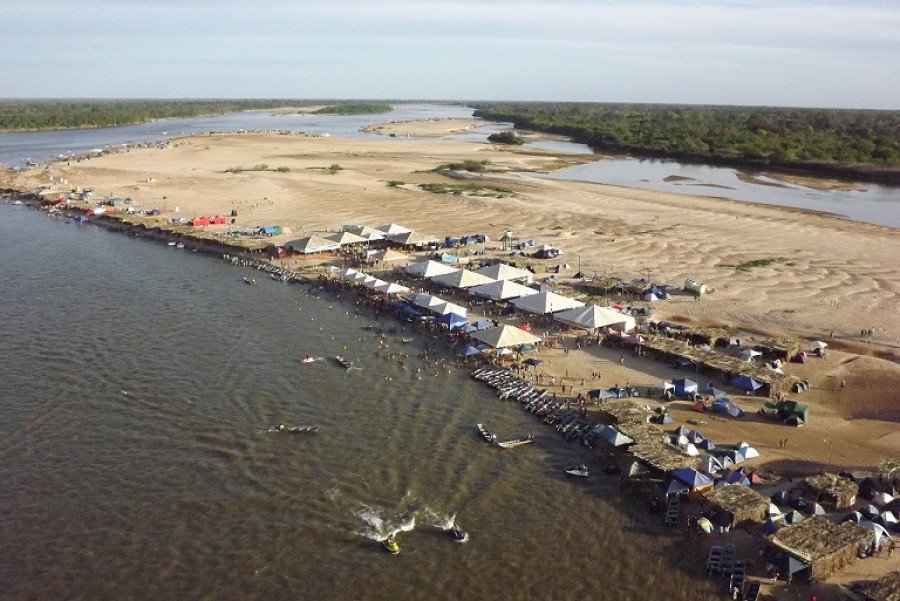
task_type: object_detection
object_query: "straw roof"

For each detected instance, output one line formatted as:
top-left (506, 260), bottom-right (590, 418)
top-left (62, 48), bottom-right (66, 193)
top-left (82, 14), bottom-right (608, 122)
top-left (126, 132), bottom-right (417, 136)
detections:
top-left (602, 399), bottom-right (700, 472)
top-left (705, 484), bottom-right (770, 524)
top-left (769, 516), bottom-right (873, 563)
top-left (858, 571), bottom-right (900, 601)
top-left (804, 473), bottom-right (859, 504)
top-left (471, 325), bottom-right (541, 349)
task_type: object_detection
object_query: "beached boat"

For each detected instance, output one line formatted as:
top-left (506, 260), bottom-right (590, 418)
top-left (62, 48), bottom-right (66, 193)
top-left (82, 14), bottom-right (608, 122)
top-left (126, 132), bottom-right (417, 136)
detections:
top-left (175, 242), bottom-right (185, 249)
top-left (565, 465), bottom-right (589, 478)
top-left (167, 241), bottom-right (177, 247)
top-left (332, 355), bottom-right (353, 369)
top-left (243, 277), bottom-right (255, 285)
top-left (476, 423), bottom-right (496, 443)
top-left (496, 435), bottom-right (534, 449)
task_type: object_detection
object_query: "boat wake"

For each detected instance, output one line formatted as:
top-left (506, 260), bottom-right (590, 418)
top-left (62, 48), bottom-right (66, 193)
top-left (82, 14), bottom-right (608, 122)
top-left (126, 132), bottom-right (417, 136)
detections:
top-left (353, 504), bottom-right (417, 541)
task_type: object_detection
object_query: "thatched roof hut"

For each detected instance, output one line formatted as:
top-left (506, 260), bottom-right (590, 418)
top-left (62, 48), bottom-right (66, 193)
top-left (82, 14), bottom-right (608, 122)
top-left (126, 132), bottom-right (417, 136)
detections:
top-left (858, 571), bottom-right (900, 601)
top-left (768, 516), bottom-right (873, 580)
top-left (704, 484), bottom-right (770, 526)
top-left (804, 473), bottom-right (859, 509)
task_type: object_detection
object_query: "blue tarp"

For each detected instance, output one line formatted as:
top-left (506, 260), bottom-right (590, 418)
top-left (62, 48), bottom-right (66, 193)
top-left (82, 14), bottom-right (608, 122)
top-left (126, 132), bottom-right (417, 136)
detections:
top-left (732, 375), bottom-right (763, 391)
top-left (713, 397), bottom-right (745, 417)
top-left (674, 378), bottom-right (699, 398)
top-left (457, 345), bottom-right (481, 357)
top-left (462, 319), bottom-right (494, 333)
top-left (437, 313), bottom-right (468, 329)
top-left (706, 386), bottom-right (728, 399)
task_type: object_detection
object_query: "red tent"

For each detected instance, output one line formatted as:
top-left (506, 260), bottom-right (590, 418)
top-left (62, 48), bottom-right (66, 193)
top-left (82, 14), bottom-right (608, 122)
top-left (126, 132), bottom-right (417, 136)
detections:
top-left (211, 215), bottom-right (226, 225)
top-left (192, 216), bottom-right (210, 227)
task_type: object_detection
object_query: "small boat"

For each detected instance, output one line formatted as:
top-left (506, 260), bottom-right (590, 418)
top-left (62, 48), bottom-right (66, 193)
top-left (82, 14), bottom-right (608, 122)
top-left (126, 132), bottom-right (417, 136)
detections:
top-left (496, 435), bottom-right (535, 449)
top-left (300, 356), bottom-right (320, 364)
top-left (448, 525), bottom-right (469, 543)
top-left (167, 241), bottom-right (177, 247)
top-left (175, 242), bottom-right (185, 249)
top-left (243, 277), bottom-right (256, 285)
top-left (332, 355), bottom-right (353, 369)
top-left (476, 423), bottom-right (496, 443)
top-left (565, 465), bottom-right (590, 478)
top-left (267, 425), bottom-right (319, 434)
top-left (382, 535), bottom-right (400, 554)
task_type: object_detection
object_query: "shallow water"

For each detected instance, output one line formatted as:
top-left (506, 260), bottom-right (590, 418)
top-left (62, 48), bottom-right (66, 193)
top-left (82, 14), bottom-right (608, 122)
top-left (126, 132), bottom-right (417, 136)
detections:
top-left (0, 203), bottom-right (719, 600)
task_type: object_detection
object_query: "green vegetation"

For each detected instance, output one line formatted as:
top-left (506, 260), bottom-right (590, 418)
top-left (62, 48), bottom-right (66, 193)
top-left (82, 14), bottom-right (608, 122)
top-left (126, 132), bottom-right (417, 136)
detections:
top-left (387, 180), bottom-right (406, 187)
top-left (308, 164), bottom-right (344, 174)
top-left (471, 102), bottom-right (900, 184)
top-left (486, 131), bottom-right (525, 145)
top-left (312, 102), bottom-right (392, 116)
top-left (0, 99), bottom-right (317, 131)
top-left (722, 257), bottom-right (788, 271)
top-left (418, 183), bottom-right (512, 197)
top-left (225, 164), bottom-right (290, 173)
top-left (434, 160), bottom-right (491, 173)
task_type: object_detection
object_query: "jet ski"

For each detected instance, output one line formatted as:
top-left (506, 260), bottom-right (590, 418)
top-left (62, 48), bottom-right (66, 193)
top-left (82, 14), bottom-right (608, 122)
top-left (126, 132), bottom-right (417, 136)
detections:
top-left (300, 355), bottom-right (319, 364)
top-left (448, 525), bottom-right (469, 543)
top-left (382, 534), bottom-right (400, 554)
top-left (565, 464), bottom-right (589, 478)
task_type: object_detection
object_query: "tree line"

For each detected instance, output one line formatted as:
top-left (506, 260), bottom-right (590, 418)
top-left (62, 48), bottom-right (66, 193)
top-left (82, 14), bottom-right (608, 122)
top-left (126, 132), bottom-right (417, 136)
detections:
top-left (470, 102), bottom-right (900, 184)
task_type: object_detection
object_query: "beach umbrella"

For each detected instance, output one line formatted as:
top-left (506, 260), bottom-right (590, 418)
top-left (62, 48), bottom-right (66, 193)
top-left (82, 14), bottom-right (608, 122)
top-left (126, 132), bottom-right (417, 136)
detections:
top-left (457, 345), bottom-right (481, 357)
top-left (523, 358), bottom-right (542, 367)
top-left (516, 344), bottom-right (534, 355)
top-left (731, 375), bottom-right (763, 392)
top-left (768, 553), bottom-right (808, 576)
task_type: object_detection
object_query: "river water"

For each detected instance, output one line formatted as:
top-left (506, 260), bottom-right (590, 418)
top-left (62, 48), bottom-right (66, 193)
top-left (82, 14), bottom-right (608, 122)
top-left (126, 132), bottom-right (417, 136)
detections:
top-left (1, 103), bottom-right (896, 227)
top-left (0, 202), bottom-right (721, 600)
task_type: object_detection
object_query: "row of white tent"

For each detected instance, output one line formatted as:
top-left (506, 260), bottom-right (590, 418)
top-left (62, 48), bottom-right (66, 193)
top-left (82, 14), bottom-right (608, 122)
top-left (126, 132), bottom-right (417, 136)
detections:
top-left (404, 259), bottom-right (635, 331)
top-left (329, 267), bottom-right (411, 295)
top-left (286, 223), bottom-right (439, 255)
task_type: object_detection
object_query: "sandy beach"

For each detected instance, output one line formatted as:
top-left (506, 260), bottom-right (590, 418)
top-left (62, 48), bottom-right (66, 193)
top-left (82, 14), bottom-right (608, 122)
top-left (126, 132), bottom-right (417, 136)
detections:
top-left (361, 118), bottom-right (483, 137)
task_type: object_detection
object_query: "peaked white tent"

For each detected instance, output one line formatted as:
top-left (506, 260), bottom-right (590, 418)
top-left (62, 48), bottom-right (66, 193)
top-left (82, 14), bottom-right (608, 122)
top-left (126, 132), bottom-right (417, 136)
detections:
top-left (473, 263), bottom-right (534, 284)
top-left (432, 301), bottom-right (468, 317)
top-left (388, 230), bottom-right (439, 247)
top-left (471, 324), bottom-right (541, 349)
top-left (362, 277), bottom-right (387, 290)
top-left (325, 231), bottom-right (369, 246)
top-left (342, 224), bottom-right (385, 241)
top-left (285, 236), bottom-right (341, 254)
top-left (469, 280), bottom-right (538, 301)
top-left (430, 269), bottom-right (497, 289)
top-left (511, 291), bottom-right (585, 314)
top-left (738, 442), bottom-right (760, 460)
top-left (377, 223), bottom-right (412, 235)
top-left (554, 305), bottom-right (636, 332)
top-left (405, 260), bottom-right (460, 278)
top-left (410, 293), bottom-right (445, 310)
top-left (367, 249), bottom-right (409, 263)
top-left (374, 281), bottom-right (410, 294)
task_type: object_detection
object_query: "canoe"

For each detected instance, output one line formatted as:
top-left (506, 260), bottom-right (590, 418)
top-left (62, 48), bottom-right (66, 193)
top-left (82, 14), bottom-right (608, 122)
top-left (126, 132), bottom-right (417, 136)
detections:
top-left (476, 423), bottom-right (496, 443)
top-left (497, 435), bottom-right (534, 449)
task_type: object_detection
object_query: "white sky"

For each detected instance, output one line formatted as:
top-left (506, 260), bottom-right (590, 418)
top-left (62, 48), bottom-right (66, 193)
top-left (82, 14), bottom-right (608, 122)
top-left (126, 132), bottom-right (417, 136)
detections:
top-left (2, 0), bottom-right (898, 108)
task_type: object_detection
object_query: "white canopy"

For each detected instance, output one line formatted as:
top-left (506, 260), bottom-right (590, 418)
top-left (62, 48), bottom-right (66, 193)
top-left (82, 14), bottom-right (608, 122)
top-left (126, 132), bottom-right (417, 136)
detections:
top-left (325, 231), bottom-right (369, 246)
top-left (377, 223), bottom-right (412, 235)
top-left (473, 263), bottom-right (534, 283)
top-left (285, 236), bottom-right (341, 254)
top-left (471, 324), bottom-right (541, 349)
top-left (374, 281), bottom-right (410, 294)
top-left (511, 291), bottom-right (585, 314)
top-left (410, 293), bottom-right (445, 310)
top-left (469, 280), bottom-right (538, 301)
top-left (342, 224), bottom-right (386, 240)
top-left (431, 301), bottom-right (468, 317)
top-left (430, 269), bottom-right (497, 289)
top-left (553, 305), bottom-right (636, 332)
top-left (388, 230), bottom-right (439, 247)
top-left (406, 260), bottom-right (459, 278)
top-left (368, 249), bottom-right (409, 263)
top-left (811, 340), bottom-right (829, 350)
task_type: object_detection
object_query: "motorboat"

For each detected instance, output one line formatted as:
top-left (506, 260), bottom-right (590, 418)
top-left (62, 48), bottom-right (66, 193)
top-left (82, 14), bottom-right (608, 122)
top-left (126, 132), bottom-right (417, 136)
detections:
top-left (382, 535), bottom-right (400, 554)
top-left (496, 435), bottom-right (535, 449)
top-left (175, 242), bottom-right (185, 249)
top-left (332, 355), bottom-right (353, 369)
top-left (167, 241), bottom-right (177, 247)
top-left (448, 525), bottom-right (469, 543)
top-left (565, 465), bottom-right (590, 478)
top-left (476, 423), bottom-right (496, 443)
top-left (267, 425), bottom-right (319, 434)
top-left (243, 277), bottom-right (256, 285)
top-left (300, 355), bottom-right (320, 364)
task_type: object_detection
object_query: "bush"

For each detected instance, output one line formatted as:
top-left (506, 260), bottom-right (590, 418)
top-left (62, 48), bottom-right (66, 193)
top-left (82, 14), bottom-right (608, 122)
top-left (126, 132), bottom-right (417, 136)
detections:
top-left (487, 131), bottom-right (525, 145)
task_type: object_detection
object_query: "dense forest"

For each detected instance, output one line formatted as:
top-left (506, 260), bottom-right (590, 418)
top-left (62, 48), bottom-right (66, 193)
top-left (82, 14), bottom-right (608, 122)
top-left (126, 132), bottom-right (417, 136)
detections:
top-left (312, 102), bottom-right (393, 115)
top-left (471, 103), bottom-right (900, 184)
top-left (0, 99), bottom-right (319, 131)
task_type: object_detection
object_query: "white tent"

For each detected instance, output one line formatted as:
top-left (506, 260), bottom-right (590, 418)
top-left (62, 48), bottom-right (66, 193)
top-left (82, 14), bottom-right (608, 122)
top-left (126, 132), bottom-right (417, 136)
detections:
top-left (339, 267), bottom-right (359, 279)
top-left (873, 492), bottom-right (894, 508)
top-left (473, 263), bottom-right (534, 284)
top-left (471, 325), bottom-right (541, 349)
top-left (388, 230), bottom-right (440, 247)
top-left (683, 443), bottom-right (700, 457)
top-left (700, 455), bottom-right (723, 475)
top-left (360, 275), bottom-right (381, 288)
top-left (554, 305), bottom-right (636, 332)
top-left (410, 293), bottom-right (445, 310)
top-left (342, 224), bottom-right (385, 241)
top-left (739, 349), bottom-right (762, 361)
top-left (406, 260), bottom-right (460, 278)
top-left (767, 503), bottom-right (782, 517)
top-left (368, 248), bottom-right (409, 263)
top-left (469, 280), bottom-right (538, 301)
top-left (431, 301), bottom-right (468, 317)
top-left (325, 265), bottom-right (342, 275)
top-left (325, 231), bottom-right (369, 246)
top-left (644, 292), bottom-right (660, 302)
top-left (374, 281), bottom-right (410, 294)
top-left (860, 521), bottom-right (892, 549)
top-left (738, 443), bottom-right (760, 460)
top-left (511, 291), bottom-right (585, 314)
top-left (811, 340), bottom-right (829, 350)
top-left (285, 236), bottom-right (341, 254)
top-left (377, 223), bottom-right (412, 235)
top-left (430, 269), bottom-right (497, 289)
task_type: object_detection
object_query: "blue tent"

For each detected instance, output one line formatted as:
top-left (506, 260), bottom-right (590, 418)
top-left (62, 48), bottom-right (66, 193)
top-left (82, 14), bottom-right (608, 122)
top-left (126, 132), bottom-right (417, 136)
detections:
top-left (723, 468), bottom-right (751, 486)
top-left (660, 478), bottom-right (690, 496)
top-left (673, 468), bottom-right (714, 489)
top-left (762, 516), bottom-right (786, 535)
top-left (713, 397), bottom-right (745, 418)
top-left (457, 345), bottom-right (482, 357)
top-left (673, 378), bottom-right (699, 398)
top-left (438, 312), bottom-right (468, 330)
top-left (462, 319), bottom-right (494, 333)
top-left (706, 386), bottom-right (728, 398)
top-left (731, 375), bottom-right (763, 391)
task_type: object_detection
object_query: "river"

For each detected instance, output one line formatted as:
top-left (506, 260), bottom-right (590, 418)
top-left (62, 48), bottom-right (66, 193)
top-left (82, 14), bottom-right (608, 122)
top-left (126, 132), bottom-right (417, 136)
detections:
top-left (1, 103), bottom-right (895, 227)
top-left (0, 202), bottom-right (725, 600)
